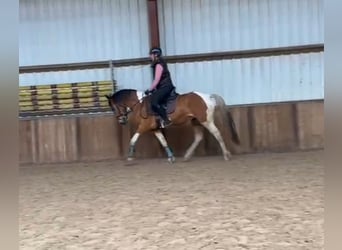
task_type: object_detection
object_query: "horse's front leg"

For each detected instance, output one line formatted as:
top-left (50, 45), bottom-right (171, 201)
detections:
top-left (154, 130), bottom-right (175, 163)
top-left (127, 132), bottom-right (140, 161)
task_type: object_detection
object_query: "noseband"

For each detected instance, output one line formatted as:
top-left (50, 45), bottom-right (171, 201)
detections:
top-left (114, 103), bottom-right (132, 117)
top-left (110, 97), bottom-right (143, 123)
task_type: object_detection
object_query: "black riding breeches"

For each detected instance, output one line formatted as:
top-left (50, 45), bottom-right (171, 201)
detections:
top-left (150, 84), bottom-right (174, 120)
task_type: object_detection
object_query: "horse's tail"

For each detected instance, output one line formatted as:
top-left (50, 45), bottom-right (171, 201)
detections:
top-left (211, 94), bottom-right (240, 145)
top-left (227, 110), bottom-right (240, 145)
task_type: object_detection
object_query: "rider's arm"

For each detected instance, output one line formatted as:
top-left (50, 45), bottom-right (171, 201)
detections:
top-left (150, 64), bottom-right (163, 91)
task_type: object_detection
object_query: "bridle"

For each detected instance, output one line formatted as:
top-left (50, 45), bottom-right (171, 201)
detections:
top-left (110, 95), bottom-right (145, 124)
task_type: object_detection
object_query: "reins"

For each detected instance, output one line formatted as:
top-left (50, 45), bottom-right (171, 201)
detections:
top-left (115, 94), bottom-right (148, 119)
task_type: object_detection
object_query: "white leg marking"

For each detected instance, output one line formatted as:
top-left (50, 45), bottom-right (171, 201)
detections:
top-left (202, 121), bottom-right (231, 161)
top-left (127, 133), bottom-right (140, 161)
top-left (154, 131), bottom-right (175, 162)
top-left (184, 126), bottom-right (203, 160)
top-left (130, 133), bottom-right (140, 146)
top-left (154, 131), bottom-right (168, 147)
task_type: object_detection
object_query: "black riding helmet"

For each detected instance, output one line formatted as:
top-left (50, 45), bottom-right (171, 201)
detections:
top-left (149, 47), bottom-right (162, 57)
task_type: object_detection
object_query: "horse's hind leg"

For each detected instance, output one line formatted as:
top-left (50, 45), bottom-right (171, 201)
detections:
top-left (184, 122), bottom-right (204, 161)
top-left (154, 130), bottom-right (175, 163)
top-left (202, 121), bottom-right (231, 161)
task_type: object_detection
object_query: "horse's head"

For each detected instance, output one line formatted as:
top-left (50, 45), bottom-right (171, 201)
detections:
top-left (105, 89), bottom-right (139, 125)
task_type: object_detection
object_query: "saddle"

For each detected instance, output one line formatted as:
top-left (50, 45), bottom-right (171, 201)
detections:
top-left (145, 88), bottom-right (179, 116)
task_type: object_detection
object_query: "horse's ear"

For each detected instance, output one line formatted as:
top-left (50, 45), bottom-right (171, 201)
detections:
top-left (105, 94), bottom-right (111, 100)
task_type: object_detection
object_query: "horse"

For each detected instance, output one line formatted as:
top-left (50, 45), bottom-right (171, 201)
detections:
top-left (105, 88), bottom-right (240, 163)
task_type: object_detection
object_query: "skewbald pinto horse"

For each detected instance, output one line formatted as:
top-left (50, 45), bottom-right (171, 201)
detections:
top-left (105, 89), bottom-right (240, 163)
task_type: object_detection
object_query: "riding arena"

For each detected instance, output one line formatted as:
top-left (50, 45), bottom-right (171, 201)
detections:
top-left (19, 1), bottom-right (324, 249)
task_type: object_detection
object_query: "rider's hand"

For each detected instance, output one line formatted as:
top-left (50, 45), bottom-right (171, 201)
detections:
top-left (144, 89), bottom-right (151, 95)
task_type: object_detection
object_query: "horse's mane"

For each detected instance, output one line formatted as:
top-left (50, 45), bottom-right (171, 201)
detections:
top-left (110, 89), bottom-right (137, 103)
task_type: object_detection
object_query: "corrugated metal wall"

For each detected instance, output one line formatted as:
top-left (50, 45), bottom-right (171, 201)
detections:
top-left (19, 0), bottom-right (149, 66)
top-left (158, 0), bottom-right (324, 55)
top-left (168, 52), bottom-right (323, 105)
top-left (19, 0), bottom-right (324, 105)
top-left (156, 0), bottom-right (324, 104)
top-left (20, 51), bottom-right (324, 105)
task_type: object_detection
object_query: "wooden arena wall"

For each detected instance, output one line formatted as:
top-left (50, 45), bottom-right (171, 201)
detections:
top-left (19, 100), bottom-right (324, 165)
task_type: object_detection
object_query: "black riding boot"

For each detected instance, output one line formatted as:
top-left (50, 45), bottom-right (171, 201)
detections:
top-left (158, 106), bottom-right (172, 127)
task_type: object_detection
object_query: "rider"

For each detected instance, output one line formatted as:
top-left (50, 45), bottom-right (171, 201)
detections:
top-left (145, 47), bottom-right (175, 128)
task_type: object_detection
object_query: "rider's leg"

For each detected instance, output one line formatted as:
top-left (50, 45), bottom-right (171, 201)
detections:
top-left (153, 85), bottom-right (174, 126)
top-left (151, 87), bottom-right (172, 126)
top-left (151, 89), bottom-right (162, 114)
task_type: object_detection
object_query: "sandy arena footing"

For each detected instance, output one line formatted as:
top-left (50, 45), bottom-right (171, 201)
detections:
top-left (20, 150), bottom-right (323, 250)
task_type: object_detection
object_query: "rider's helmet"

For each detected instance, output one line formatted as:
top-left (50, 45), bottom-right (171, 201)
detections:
top-left (149, 47), bottom-right (162, 57)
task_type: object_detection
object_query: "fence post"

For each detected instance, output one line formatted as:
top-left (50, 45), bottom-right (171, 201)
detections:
top-left (109, 60), bottom-right (115, 92)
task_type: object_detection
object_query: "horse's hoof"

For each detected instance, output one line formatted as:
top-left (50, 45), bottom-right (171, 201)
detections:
top-left (127, 157), bottom-right (134, 161)
top-left (168, 156), bottom-right (176, 164)
top-left (224, 155), bottom-right (231, 161)
top-left (224, 152), bottom-right (232, 161)
top-left (183, 156), bottom-right (191, 162)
